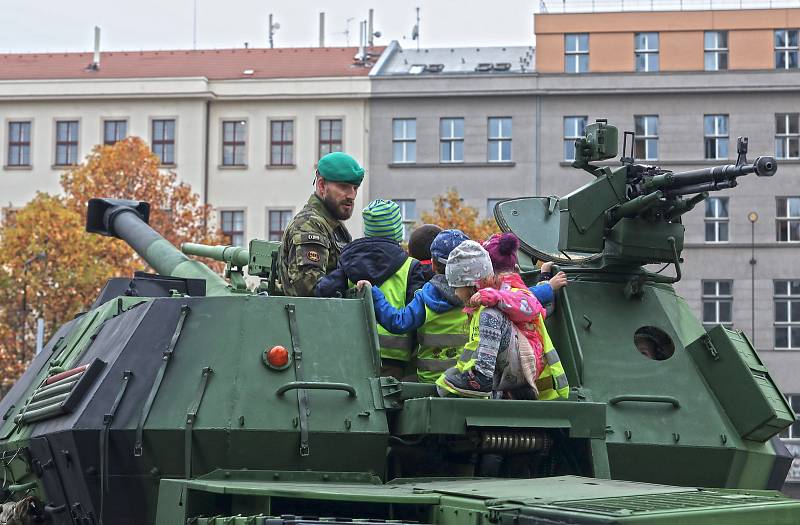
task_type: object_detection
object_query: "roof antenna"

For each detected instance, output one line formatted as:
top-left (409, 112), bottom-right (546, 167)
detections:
top-left (411, 7), bottom-right (420, 50)
top-left (268, 14), bottom-right (280, 48)
top-left (192, 0), bottom-right (198, 50)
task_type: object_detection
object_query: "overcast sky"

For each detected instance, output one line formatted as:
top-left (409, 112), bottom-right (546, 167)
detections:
top-left (0, 0), bottom-right (539, 53)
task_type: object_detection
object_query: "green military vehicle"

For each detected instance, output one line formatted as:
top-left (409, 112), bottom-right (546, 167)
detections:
top-left (1, 121), bottom-right (798, 525)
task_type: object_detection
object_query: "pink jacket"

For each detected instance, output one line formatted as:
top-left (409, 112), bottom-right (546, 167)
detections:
top-left (477, 273), bottom-right (546, 375)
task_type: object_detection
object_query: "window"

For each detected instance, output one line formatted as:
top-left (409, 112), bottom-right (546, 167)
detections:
top-left (565, 33), bottom-right (589, 73)
top-left (222, 121), bottom-right (247, 166)
top-left (55, 120), bottom-right (79, 166)
top-left (634, 115), bottom-right (658, 161)
top-left (394, 199), bottom-right (417, 242)
top-left (563, 116), bottom-right (587, 161)
top-left (268, 210), bottom-right (293, 241)
top-left (779, 394), bottom-right (800, 438)
top-left (704, 31), bottom-right (728, 71)
top-left (7, 121), bottom-right (31, 167)
top-left (775, 30), bottom-right (799, 70)
top-left (270, 120), bottom-right (294, 166)
top-left (220, 210), bottom-right (245, 247)
top-left (704, 197), bottom-right (729, 243)
top-left (488, 117), bottom-right (512, 162)
top-left (392, 119), bottom-right (416, 163)
top-left (440, 118), bottom-right (464, 163)
top-left (776, 114), bottom-right (800, 159)
top-left (635, 32), bottom-right (659, 72)
top-left (702, 280), bottom-right (733, 329)
top-left (152, 119), bottom-right (176, 165)
top-left (318, 119), bottom-right (343, 159)
top-left (777, 197), bottom-right (800, 242)
top-left (704, 115), bottom-right (729, 160)
top-left (103, 120), bottom-right (127, 145)
top-left (487, 198), bottom-right (504, 218)
top-left (775, 280), bottom-right (800, 350)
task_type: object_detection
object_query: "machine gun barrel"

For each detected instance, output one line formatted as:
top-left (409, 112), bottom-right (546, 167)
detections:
top-left (85, 198), bottom-right (231, 296)
top-left (661, 156), bottom-right (776, 197)
top-left (181, 243), bottom-right (250, 267)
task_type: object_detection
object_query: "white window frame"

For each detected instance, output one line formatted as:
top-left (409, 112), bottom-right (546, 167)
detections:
top-left (439, 118), bottom-right (464, 164)
top-left (780, 394), bottom-right (800, 440)
top-left (777, 197), bottom-right (800, 243)
top-left (634, 115), bottom-right (658, 161)
top-left (776, 113), bottom-right (800, 160)
top-left (704, 31), bottom-right (728, 71)
top-left (774, 280), bottom-right (800, 350)
top-left (704, 197), bottom-right (729, 243)
top-left (563, 116), bottom-right (587, 162)
top-left (220, 209), bottom-right (246, 247)
top-left (7, 120), bottom-right (32, 167)
top-left (221, 119), bottom-right (248, 167)
top-left (565, 33), bottom-right (589, 73)
top-left (488, 117), bottom-right (512, 163)
top-left (775, 29), bottom-right (799, 70)
top-left (635, 32), bottom-right (659, 72)
top-left (704, 114), bottom-right (729, 160)
top-left (702, 280), bottom-right (733, 329)
top-left (54, 119), bottom-right (80, 166)
top-left (392, 118), bottom-right (417, 164)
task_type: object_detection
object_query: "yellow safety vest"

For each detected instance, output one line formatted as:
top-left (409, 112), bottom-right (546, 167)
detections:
top-left (416, 306), bottom-right (468, 383)
top-left (364, 257), bottom-right (415, 362)
top-left (435, 306), bottom-right (569, 399)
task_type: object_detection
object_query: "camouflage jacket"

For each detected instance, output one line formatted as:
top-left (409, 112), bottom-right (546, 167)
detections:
top-left (278, 194), bottom-right (352, 297)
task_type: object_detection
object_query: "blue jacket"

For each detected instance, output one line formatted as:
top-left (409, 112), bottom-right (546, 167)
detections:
top-left (371, 273), bottom-right (554, 334)
top-left (315, 236), bottom-right (425, 303)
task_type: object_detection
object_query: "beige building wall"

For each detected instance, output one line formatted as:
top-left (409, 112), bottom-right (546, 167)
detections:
top-left (0, 76), bottom-right (372, 241)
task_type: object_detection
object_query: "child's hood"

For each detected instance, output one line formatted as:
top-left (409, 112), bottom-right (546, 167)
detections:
top-left (499, 272), bottom-right (530, 291)
top-left (420, 274), bottom-right (463, 313)
top-left (338, 236), bottom-right (409, 286)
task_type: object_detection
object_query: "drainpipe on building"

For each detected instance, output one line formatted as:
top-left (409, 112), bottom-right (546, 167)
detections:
top-left (203, 100), bottom-right (211, 233)
top-left (535, 95), bottom-right (542, 195)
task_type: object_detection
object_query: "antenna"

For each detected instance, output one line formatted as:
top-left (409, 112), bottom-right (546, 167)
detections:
top-left (411, 7), bottom-right (420, 51)
top-left (343, 17), bottom-right (354, 46)
top-left (268, 14), bottom-right (280, 48)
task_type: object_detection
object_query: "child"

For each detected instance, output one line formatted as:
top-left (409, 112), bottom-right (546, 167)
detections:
top-left (478, 233), bottom-right (569, 400)
top-left (316, 199), bottom-right (426, 377)
top-left (435, 240), bottom-right (522, 398)
top-left (358, 229), bottom-right (470, 383)
top-left (407, 224), bottom-right (442, 282)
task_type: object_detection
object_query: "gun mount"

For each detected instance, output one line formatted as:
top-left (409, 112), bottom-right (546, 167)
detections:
top-left (498, 120), bottom-right (777, 273)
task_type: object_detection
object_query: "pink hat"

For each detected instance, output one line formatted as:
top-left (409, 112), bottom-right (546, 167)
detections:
top-left (482, 233), bottom-right (519, 272)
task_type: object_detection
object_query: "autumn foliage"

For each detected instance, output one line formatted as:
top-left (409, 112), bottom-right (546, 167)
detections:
top-left (420, 188), bottom-right (498, 242)
top-left (0, 137), bottom-right (221, 393)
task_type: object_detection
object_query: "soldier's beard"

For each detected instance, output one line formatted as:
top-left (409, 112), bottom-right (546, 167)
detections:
top-left (322, 194), bottom-right (354, 221)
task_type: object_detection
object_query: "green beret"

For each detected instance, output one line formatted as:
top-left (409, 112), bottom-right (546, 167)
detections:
top-left (317, 152), bottom-right (365, 186)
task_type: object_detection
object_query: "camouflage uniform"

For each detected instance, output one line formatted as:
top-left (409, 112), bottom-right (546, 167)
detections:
top-left (278, 194), bottom-right (352, 297)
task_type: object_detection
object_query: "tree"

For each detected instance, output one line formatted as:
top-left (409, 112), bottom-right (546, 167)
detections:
top-left (420, 188), bottom-right (498, 242)
top-left (0, 138), bottom-right (222, 393)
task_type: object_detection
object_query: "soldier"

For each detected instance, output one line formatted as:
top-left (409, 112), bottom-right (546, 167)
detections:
top-left (278, 152), bottom-right (364, 297)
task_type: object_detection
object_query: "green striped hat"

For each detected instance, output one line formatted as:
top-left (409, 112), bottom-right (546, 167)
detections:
top-left (363, 199), bottom-right (404, 243)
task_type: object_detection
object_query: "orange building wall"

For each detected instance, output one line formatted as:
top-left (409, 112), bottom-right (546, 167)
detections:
top-left (590, 33), bottom-right (634, 72)
top-left (536, 34), bottom-right (564, 73)
top-left (661, 31), bottom-right (704, 71)
top-left (534, 8), bottom-right (800, 73)
top-left (729, 29), bottom-right (774, 70)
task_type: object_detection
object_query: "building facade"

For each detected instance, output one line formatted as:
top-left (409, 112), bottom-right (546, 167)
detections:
top-left (0, 47), bottom-right (379, 241)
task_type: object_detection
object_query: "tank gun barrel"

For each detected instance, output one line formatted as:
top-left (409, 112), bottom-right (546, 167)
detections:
top-left (660, 156), bottom-right (776, 197)
top-left (181, 242), bottom-right (250, 267)
top-left (85, 198), bottom-right (231, 296)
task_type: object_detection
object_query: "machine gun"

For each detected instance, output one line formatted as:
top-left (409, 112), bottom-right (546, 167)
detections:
top-left (181, 240), bottom-right (281, 293)
top-left (555, 120), bottom-right (776, 269)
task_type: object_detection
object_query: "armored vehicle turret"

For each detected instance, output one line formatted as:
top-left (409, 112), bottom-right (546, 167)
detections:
top-left (1, 121), bottom-right (798, 525)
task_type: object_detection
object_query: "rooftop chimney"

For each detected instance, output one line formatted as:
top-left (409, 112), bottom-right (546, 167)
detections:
top-left (356, 20), bottom-right (366, 62)
top-left (319, 12), bottom-right (325, 47)
top-left (91, 26), bottom-right (101, 70)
